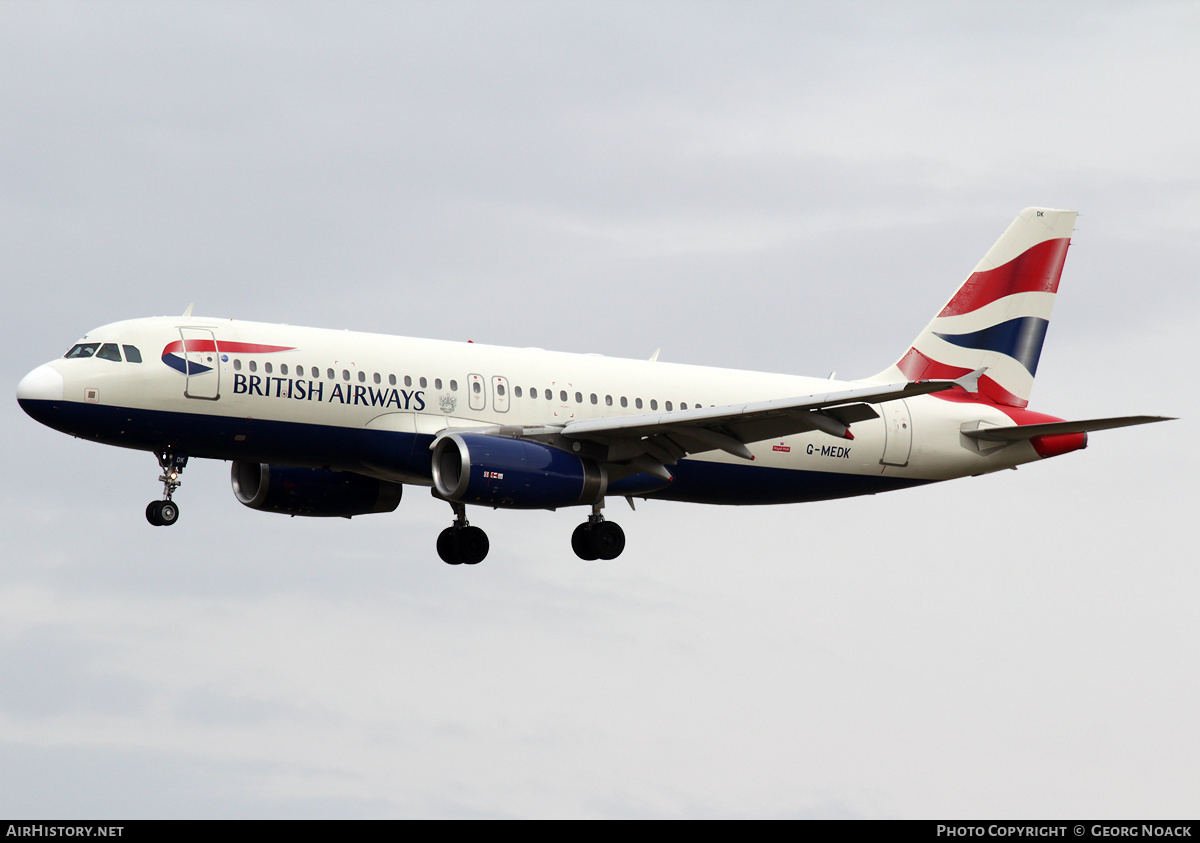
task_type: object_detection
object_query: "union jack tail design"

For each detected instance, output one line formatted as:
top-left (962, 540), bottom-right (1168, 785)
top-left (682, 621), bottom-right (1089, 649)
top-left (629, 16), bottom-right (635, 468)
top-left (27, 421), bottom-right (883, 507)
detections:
top-left (872, 207), bottom-right (1077, 408)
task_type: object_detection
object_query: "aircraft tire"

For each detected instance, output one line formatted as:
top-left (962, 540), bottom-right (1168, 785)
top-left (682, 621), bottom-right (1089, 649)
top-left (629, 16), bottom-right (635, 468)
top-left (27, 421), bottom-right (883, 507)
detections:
top-left (591, 521), bottom-right (625, 560)
top-left (146, 501), bottom-right (162, 526)
top-left (456, 526), bottom-right (489, 565)
top-left (437, 527), bottom-right (461, 564)
top-left (157, 500), bottom-right (179, 526)
top-left (571, 523), bottom-right (599, 560)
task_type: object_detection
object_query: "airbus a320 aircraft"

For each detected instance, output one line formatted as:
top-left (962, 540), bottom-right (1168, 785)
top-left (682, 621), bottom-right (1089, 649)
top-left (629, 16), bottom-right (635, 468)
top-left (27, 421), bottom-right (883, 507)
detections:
top-left (17, 208), bottom-right (1170, 564)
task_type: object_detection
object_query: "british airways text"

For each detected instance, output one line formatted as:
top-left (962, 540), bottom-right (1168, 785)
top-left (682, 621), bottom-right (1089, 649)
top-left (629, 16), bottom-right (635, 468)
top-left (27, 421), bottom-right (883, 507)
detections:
top-left (233, 374), bottom-right (426, 410)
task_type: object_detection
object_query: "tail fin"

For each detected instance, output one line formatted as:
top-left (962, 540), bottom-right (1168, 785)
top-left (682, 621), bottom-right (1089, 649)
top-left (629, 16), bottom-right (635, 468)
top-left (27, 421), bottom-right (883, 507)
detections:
top-left (872, 207), bottom-right (1077, 408)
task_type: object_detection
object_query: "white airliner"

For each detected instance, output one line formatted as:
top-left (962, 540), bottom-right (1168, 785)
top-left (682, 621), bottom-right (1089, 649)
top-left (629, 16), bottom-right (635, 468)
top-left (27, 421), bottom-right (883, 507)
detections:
top-left (17, 208), bottom-right (1170, 564)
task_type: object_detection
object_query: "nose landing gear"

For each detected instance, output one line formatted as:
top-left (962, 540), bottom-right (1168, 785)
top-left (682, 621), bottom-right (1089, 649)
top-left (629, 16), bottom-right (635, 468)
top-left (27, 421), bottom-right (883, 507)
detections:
top-left (146, 451), bottom-right (187, 526)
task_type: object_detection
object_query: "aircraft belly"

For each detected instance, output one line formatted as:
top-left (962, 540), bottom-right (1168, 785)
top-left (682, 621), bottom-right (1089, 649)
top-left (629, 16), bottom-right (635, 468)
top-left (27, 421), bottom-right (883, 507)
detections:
top-left (21, 400), bottom-right (433, 479)
top-left (647, 458), bottom-right (931, 505)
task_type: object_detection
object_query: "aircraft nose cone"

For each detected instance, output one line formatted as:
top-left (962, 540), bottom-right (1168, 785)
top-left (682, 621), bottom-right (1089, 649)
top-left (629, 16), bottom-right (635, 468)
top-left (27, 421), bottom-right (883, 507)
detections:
top-left (17, 364), bottom-right (64, 405)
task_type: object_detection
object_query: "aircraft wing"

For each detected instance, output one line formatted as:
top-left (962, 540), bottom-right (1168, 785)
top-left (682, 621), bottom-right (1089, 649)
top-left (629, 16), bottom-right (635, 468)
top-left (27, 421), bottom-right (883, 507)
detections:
top-left (504, 372), bottom-right (983, 481)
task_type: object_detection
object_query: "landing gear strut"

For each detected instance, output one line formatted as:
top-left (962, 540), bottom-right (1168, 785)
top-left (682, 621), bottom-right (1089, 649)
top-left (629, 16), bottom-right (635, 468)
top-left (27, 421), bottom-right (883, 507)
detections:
top-left (572, 503), bottom-right (625, 560)
top-left (146, 450), bottom-right (186, 527)
top-left (437, 502), bottom-right (489, 565)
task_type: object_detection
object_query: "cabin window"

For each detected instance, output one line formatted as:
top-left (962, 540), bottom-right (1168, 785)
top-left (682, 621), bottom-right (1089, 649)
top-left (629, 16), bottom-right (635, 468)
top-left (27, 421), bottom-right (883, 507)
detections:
top-left (280, 364), bottom-right (288, 376)
top-left (680, 402), bottom-right (687, 410)
top-left (635, 398), bottom-right (643, 409)
top-left (64, 343), bottom-right (99, 359)
top-left (620, 396), bottom-right (628, 408)
top-left (96, 343), bottom-right (121, 362)
top-left (388, 374), bottom-right (396, 386)
top-left (497, 383), bottom-right (506, 396)
top-left (373, 372), bottom-right (381, 384)
top-left (122, 345), bottom-right (142, 363)
top-left (472, 381), bottom-right (481, 394)
top-left (326, 368), bottom-right (334, 380)
top-left (233, 359), bottom-right (242, 371)
top-left (358, 371), bottom-right (365, 383)
top-left (605, 395), bottom-right (613, 406)
top-left (342, 370), bottom-right (350, 381)
top-left (665, 401), bottom-right (673, 411)
top-left (420, 377), bottom-right (427, 388)
top-left (404, 375), bottom-right (412, 387)
top-left (559, 390), bottom-right (567, 402)
top-left (529, 387), bottom-right (537, 399)
top-left (249, 361), bottom-right (258, 373)
top-left (450, 380), bottom-right (458, 391)
top-left (265, 362), bottom-right (273, 374)
top-left (650, 399), bottom-right (657, 410)
top-left (435, 378), bottom-right (443, 390)
top-left (575, 392), bottom-right (582, 403)
top-left (590, 393), bottom-right (598, 405)
top-left (514, 386), bottom-right (522, 398)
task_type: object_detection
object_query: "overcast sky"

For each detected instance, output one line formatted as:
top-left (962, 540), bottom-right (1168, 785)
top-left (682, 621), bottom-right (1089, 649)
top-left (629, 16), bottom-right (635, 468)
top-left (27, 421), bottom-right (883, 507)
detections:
top-left (2, 0), bottom-right (1196, 819)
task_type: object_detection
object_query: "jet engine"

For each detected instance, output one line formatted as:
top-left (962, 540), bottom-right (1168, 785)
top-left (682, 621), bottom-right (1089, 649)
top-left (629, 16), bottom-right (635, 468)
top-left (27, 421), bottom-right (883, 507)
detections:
top-left (231, 462), bottom-right (403, 517)
top-left (431, 433), bottom-right (606, 509)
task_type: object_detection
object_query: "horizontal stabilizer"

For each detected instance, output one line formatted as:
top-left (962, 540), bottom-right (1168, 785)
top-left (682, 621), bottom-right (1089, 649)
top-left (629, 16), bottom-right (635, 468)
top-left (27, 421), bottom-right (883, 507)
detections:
top-left (962, 415), bottom-right (1174, 442)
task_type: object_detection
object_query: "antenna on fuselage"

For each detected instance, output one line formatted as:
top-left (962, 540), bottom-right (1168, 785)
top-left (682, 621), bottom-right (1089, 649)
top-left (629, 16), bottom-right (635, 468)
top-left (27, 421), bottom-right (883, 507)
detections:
top-left (649, 348), bottom-right (660, 362)
top-left (182, 303), bottom-right (194, 318)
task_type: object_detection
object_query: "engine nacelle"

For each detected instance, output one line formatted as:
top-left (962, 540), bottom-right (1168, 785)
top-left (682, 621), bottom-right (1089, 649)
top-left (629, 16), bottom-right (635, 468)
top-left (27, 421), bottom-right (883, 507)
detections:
top-left (231, 462), bottom-right (403, 517)
top-left (431, 433), bottom-right (607, 509)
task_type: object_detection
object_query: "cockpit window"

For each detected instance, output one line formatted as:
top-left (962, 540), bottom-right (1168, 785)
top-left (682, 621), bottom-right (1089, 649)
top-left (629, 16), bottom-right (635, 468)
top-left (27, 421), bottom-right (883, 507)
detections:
top-left (96, 343), bottom-right (122, 361)
top-left (122, 345), bottom-right (142, 363)
top-left (64, 343), bottom-right (99, 359)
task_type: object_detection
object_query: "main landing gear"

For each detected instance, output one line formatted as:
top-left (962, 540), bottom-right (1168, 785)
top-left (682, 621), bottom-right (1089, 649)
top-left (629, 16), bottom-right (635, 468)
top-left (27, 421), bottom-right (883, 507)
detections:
top-left (437, 502), bottom-right (490, 565)
top-left (436, 501), bottom-right (626, 565)
top-left (571, 505), bottom-right (625, 561)
top-left (146, 451), bottom-right (187, 527)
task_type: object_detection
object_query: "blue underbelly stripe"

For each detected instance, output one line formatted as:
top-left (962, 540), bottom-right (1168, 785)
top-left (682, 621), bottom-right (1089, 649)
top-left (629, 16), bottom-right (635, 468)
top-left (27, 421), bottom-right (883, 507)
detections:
top-left (18, 399), bottom-right (932, 506)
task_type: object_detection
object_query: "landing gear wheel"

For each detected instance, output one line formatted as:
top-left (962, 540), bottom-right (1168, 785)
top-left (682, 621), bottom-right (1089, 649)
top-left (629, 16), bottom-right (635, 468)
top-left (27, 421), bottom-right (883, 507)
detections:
top-left (572, 523), bottom-right (599, 560)
top-left (437, 527), bottom-right (461, 564)
top-left (456, 526), bottom-right (489, 565)
top-left (572, 519), bottom-right (625, 560)
top-left (146, 499), bottom-right (180, 527)
top-left (157, 500), bottom-right (179, 526)
top-left (437, 524), bottom-right (489, 565)
top-left (590, 520), bottom-right (625, 560)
